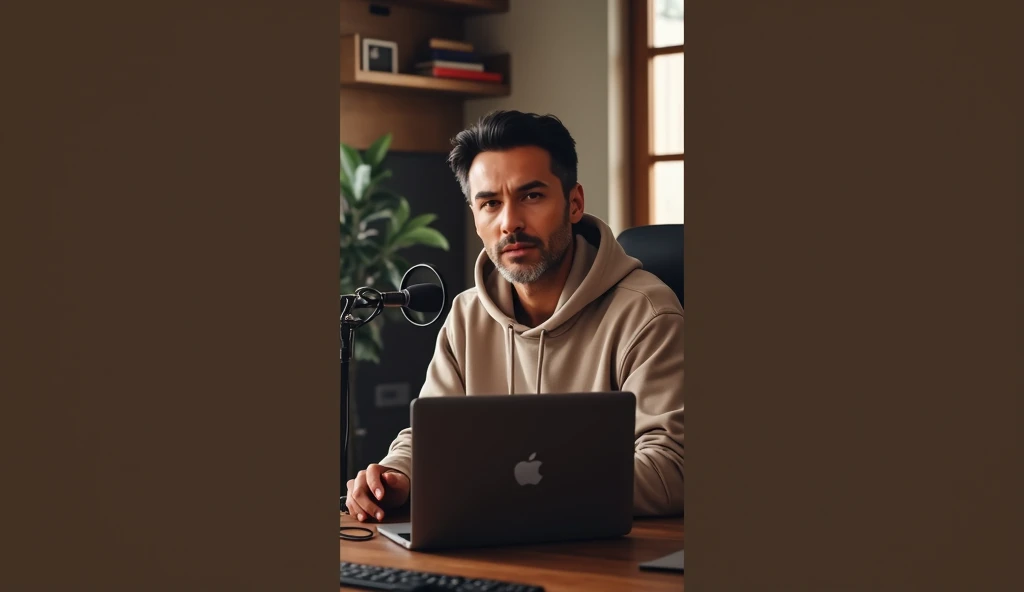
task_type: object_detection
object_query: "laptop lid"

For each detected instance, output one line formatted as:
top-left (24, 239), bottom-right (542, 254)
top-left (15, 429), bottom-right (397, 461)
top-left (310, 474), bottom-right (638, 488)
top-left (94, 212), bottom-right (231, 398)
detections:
top-left (406, 392), bottom-right (635, 550)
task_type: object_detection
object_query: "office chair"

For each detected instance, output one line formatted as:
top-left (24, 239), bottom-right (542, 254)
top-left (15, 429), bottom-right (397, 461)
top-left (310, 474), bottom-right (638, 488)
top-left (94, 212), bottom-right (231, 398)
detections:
top-left (617, 224), bottom-right (684, 307)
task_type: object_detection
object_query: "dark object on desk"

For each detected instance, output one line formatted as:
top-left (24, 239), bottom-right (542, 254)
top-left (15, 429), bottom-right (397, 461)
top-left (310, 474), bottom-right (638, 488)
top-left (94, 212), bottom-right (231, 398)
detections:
top-left (638, 549), bottom-right (684, 573)
top-left (340, 561), bottom-right (544, 591)
top-left (340, 526), bottom-right (375, 541)
top-left (377, 393), bottom-right (635, 551)
top-left (617, 224), bottom-right (684, 307)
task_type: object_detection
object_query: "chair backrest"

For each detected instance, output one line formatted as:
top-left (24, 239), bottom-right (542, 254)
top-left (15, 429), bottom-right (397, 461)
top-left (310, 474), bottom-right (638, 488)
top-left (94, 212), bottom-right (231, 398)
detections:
top-left (616, 224), bottom-right (684, 307)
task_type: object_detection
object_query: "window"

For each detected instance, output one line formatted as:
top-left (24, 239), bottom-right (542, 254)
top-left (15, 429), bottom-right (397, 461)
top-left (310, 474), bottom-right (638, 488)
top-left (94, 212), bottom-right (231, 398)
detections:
top-left (631, 0), bottom-right (684, 225)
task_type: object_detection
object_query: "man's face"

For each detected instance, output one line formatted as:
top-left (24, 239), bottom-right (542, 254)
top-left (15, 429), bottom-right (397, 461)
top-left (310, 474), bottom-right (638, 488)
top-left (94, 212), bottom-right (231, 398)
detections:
top-left (468, 146), bottom-right (584, 284)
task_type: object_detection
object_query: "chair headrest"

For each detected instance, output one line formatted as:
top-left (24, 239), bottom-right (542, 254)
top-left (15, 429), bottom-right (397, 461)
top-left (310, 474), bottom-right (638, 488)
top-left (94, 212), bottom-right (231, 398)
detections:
top-left (616, 224), bottom-right (684, 307)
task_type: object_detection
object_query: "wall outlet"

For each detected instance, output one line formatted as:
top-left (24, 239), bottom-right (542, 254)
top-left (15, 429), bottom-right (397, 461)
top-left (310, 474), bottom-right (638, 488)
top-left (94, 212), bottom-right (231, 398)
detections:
top-left (374, 382), bottom-right (411, 408)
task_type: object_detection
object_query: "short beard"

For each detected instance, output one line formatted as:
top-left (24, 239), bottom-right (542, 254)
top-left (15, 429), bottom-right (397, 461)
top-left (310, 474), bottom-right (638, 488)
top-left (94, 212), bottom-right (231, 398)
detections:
top-left (487, 204), bottom-right (573, 285)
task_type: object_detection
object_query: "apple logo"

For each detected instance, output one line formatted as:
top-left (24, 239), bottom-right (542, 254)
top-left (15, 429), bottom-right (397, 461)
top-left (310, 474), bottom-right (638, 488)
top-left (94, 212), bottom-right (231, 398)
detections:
top-left (514, 452), bottom-right (543, 486)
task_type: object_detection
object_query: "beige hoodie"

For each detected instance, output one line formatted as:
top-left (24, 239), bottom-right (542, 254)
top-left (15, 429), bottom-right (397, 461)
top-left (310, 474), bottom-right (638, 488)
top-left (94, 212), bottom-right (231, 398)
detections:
top-left (379, 214), bottom-right (684, 516)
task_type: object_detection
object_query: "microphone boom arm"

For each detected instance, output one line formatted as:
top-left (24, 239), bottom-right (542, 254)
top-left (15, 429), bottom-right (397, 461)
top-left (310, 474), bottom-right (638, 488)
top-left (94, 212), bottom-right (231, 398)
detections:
top-left (340, 264), bottom-right (446, 495)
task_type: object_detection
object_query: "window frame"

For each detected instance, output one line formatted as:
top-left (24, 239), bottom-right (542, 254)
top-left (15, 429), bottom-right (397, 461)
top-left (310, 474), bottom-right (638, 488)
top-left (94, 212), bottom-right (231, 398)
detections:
top-left (630, 0), bottom-right (684, 226)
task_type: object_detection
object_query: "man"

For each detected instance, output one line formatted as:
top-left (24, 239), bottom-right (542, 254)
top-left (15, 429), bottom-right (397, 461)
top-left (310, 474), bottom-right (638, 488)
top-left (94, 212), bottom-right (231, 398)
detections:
top-left (345, 110), bottom-right (683, 522)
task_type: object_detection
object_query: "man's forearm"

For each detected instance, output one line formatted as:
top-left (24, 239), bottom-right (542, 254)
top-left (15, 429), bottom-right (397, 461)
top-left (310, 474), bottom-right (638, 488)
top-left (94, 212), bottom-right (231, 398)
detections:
top-left (633, 445), bottom-right (685, 516)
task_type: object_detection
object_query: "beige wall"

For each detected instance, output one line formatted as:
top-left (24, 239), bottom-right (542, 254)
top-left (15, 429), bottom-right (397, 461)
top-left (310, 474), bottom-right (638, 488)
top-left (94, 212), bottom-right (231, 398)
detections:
top-left (459, 0), bottom-right (628, 286)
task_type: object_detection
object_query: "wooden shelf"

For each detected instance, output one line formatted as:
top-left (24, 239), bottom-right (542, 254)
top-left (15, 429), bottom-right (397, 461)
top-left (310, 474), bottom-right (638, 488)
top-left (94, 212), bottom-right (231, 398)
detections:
top-left (384, 0), bottom-right (509, 15)
top-left (341, 34), bottom-right (510, 98)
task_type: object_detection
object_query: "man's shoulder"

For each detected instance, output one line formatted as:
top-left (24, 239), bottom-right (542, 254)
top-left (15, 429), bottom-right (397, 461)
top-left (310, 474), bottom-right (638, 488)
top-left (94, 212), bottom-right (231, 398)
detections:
top-left (450, 287), bottom-right (480, 311)
top-left (607, 269), bottom-right (683, 318)
top-left (445, 287), bottom-right (489, 325)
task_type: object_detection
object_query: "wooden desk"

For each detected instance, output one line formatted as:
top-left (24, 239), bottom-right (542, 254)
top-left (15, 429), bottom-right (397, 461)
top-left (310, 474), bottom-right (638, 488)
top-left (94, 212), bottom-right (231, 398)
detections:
top-left (340, 512), bottom-right (684, 591)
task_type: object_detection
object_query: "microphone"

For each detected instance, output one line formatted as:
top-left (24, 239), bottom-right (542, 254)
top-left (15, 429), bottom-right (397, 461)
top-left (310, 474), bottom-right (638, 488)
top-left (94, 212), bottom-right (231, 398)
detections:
top-left (348, 283), bottom-right (444, 314)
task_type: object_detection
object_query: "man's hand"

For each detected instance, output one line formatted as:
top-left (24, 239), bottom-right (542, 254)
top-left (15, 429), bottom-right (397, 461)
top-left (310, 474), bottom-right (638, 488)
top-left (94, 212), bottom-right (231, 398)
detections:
top-left (345, 464), bottom-right (410, 523)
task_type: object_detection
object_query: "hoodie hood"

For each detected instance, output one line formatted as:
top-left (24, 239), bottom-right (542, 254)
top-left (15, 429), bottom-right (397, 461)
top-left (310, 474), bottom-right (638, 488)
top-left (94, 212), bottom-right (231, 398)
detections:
top-left (473, 214), bottom-right (643, 395)
top-left (474, 214), bottom-right (642, 337)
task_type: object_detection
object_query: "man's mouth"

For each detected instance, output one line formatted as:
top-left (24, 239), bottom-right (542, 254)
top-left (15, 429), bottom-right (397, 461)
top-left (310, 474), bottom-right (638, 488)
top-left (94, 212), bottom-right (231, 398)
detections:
top-left (502, 244), bottom-right (536, 255)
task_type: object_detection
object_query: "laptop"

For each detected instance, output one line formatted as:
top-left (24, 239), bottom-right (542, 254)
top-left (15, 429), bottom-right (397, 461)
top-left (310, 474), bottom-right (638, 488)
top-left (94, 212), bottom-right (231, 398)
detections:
top-left (378, 392), bottom-right (636, 551)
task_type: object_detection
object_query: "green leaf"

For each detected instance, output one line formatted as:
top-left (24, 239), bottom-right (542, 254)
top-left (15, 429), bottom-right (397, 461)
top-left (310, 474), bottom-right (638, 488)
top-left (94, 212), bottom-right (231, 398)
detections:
top-left (360, 209), bottom-right (394, 227)
top-left (368, 191), bottom-right (403, 215)
top-left (383, 259), bottom-right (404, 291)
top-left (391, 198), bottom-right (410, 234)
top-left (343, 238), bottom-right (378, 267)
top-left (341, 177), bottom-right (357, 201)
top-left (354, 237), bottom-right (381, 255)
top-left (400, 213), bottom-right (438, 235)
top-left (340, 144), bottom-right (362, 181)
top-left (340, 179), bottom-right (356, 221)
top-left (391, 227), bottom-right (450, 251)
top-left (356, 350), bottom-right (381, 364)
top-left (364, 133), bottom-right (393, 168)
top-left (352, 164), bottom-right (372, 202)
top-left (359, 169), bottom-right (393, 207)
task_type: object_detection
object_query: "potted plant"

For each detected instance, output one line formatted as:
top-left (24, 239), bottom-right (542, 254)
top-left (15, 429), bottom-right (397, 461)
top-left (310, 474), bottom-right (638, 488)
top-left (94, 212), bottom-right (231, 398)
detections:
top-left (340, 132), bottom-right (450, 362)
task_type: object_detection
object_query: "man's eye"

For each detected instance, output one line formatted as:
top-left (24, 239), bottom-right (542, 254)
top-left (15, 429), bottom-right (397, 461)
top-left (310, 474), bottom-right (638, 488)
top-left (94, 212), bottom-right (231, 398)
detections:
top-left (482, 200), bottom-right (501, 209)
top-left (524, 192), bottom-right (543, 200)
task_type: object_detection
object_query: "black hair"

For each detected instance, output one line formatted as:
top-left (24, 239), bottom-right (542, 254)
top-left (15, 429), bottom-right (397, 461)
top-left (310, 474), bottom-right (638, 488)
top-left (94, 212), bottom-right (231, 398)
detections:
top-left (447, 110), bottom-right (578, 202)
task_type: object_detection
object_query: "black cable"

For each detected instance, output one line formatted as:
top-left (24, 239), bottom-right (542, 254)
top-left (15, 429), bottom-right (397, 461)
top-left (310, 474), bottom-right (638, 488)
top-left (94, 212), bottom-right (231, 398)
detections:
top-left (339, 526), bottom-right (374, 541)
top-left (353, 287), bottom-right (385, 326)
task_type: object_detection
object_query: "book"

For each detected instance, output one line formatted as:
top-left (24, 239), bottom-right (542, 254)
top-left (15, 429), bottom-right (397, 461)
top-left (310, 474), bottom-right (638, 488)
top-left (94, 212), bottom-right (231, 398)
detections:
top-left (415, 60), bottom-right (484, 72)
top-left (426, 38), bottom-right (474, 53)
top-left (416, 67), bottom-right (503, 83)
top-left (427, 49), bottom-right (479, 63)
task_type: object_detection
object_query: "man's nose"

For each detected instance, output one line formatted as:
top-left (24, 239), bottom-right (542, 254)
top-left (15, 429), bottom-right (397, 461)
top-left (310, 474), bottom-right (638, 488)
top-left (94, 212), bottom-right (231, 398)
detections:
top-left (499, 200), bottom-right (524, 236)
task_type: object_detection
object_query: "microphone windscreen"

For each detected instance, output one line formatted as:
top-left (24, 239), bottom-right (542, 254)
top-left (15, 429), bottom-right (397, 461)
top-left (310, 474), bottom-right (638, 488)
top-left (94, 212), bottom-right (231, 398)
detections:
top-left (404, 283), bottom-right (445, 313)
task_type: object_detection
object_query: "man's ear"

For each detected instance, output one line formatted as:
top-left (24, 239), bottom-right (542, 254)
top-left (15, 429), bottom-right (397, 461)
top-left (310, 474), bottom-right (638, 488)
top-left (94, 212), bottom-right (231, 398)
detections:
top-left (569, 183), bottom-right (585, 224)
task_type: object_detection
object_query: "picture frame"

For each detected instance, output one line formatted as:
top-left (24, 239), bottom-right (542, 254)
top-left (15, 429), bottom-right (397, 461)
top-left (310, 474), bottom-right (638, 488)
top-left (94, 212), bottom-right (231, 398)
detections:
top-left (361, 38), bottom-right (398, 74)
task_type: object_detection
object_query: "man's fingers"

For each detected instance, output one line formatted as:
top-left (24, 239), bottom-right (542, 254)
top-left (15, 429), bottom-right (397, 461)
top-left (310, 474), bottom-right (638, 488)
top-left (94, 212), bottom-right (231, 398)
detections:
top-left (380, 471), bottom-right (411, 506)
top-left (345, 477), bottom-right (364, 519)
top-left (365, 464), bottom-right (385, 502)
top-left (352, 471), bottom-right (384, 521)
top-left (352, 489), bottom-right (383, 521)
top-left (345, 495), bottom-right (367, 521)
top-left (382, 470), bottom-right (408, 488)
top-left (381, 471), bottom-right (406, 494)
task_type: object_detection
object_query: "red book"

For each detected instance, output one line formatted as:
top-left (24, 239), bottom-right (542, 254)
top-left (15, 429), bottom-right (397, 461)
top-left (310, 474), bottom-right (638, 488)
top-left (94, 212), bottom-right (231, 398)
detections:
top-left (417, 67), bottom-right (502, 83)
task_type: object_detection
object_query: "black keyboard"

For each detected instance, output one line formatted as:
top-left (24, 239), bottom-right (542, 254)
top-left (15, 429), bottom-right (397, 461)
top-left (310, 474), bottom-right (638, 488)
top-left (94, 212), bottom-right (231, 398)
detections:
top-left (339, 561), bottom-right (544, 591)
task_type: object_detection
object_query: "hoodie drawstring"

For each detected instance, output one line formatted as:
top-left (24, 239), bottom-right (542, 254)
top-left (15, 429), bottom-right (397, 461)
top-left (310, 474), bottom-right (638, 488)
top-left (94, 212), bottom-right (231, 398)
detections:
top-left (506, 324), bottom-right (515, 395)
top-left (506, 324), bottom-right (547, 395)
top-left (535, 329), bottom-right (546, 394)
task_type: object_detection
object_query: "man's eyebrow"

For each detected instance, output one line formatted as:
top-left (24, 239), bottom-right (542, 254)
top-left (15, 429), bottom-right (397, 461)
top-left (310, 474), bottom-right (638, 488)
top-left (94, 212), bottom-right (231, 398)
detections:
top-left (473, 180), bottom-right (549, 200)
top-left (516, 180), bottom-right (549, 193)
